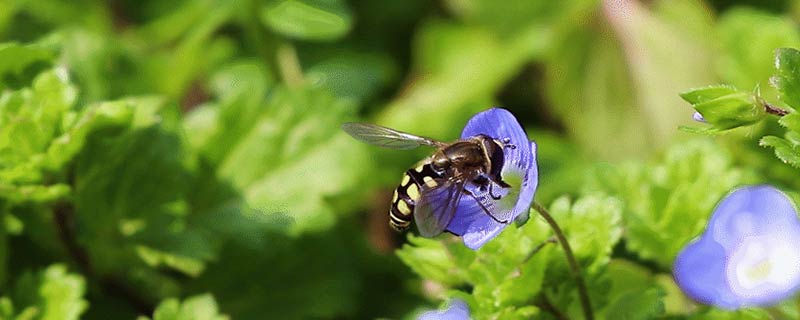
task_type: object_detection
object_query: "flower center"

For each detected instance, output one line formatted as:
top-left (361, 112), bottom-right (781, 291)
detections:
top-left (744, 259), bottom-right (771, 282)
top-left (727, 235), bottom-right (800, 300)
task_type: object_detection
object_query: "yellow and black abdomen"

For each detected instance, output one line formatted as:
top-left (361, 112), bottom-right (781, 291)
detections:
top-left (389, 162), bottom-right (442, 231)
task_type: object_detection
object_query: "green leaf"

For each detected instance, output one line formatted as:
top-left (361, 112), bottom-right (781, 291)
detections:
top-left (71, 97), bottom-right (214, 285)
top-left (772, 47), bottom-right (800, 110)
top-left (377, 18), bottom-right (548, 140)
top-left (0, 211), bottom-right (5, 287)
top-left (0, 69), bottom-right (76, 178)
top-left (146, 293), bottom-right (228, 320)
top-left (0, 297), bottom-right (13, 319)
top-left (305, 51), bottom-right (396, 103)
top-left (546, 0), bottom-right (715, 159)
top-left (0, 42), bottom-right (55, 91)
top-left (717, 8), bottom-right (800, 95)
top-left (679, 85), bottom-right (763, 130)
top-left (679, 85), bottom-right (740, 105)
top-left (548, 195), bottom-right (623, 275)
top-left (600, 260), bottom-right (665, 319)
top-left (586, 139), bottom-right (755, 267)
top-left (7, 265), bottom-right (88, 320)
top-left (445, 0), bottom-right (567, 37)
top-left (396, 235), bottom-right (466, 286)
top-left (760, 135), bottom-right (800, 168)
top-left (778, 112), bottom-right (800, 132)
top-left (603, 287), bottom-right (665, 320)
top-left (261, 0), bottom-right (353, 41)
top-left (189, 68), bottom-right (371, 234)
top-left (690, 308), bottom-right (772, 320)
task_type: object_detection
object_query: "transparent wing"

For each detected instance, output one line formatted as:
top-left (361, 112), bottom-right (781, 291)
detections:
top-left (445, 180), bottom-right (515, 236)
top-left (342, 122), bottom-right (445, 150)
top-left (414, 179), bottom-right (465, 237)
top-left (464, 181), bottom-right (516, 224)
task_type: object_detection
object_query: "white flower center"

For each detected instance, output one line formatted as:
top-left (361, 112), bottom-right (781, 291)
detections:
top-left (727, 234), bottom-right (800, 300)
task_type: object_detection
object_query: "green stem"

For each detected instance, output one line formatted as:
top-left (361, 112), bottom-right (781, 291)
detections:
top-left (532, 202), bottom-right (593, 320)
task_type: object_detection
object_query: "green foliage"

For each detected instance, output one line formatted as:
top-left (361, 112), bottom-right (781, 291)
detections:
top-left (2, 1), bottom-right (800, 319)
top-left (0, 264), bottom-right (88, 320)
top-left (545, 0), bottom-right (715, 159)
top-left (397, 193), bottom-right (630, 319)
top-left (261, 0), bottom-right (353, 41)
top-left (141, 294), bottom-right (228, 320)
top-left (680, 85), bottom-right (762, 130)
top-left (0, 43), bottom-right (54, 91)
top-left (716, 8), bottom-right (800, 94)
top-left (772, 47), bottom-right (800, 110)
top-left (587, 139), bottom-right (755, 268)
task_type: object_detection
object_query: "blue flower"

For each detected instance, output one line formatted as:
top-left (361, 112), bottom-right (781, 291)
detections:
top-left (417, 299), bottom-right (471, 320)
top-left (445, 108), bottom-right (538, 250)
top-left (673, 185), bottom-right (800, 309)
top-left (692, 111), bottom-right (707, 123)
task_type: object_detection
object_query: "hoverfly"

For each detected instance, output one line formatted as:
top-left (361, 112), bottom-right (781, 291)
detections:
top-left (342, 122), bottom-right (517, 237)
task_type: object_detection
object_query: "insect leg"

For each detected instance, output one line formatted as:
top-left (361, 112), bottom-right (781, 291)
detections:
top-left (462, 189), bottom-right (510, 224)
top-left (488, 182), bottom-right (503, 200)
top-left (500, 137), bottom-right (516, 150)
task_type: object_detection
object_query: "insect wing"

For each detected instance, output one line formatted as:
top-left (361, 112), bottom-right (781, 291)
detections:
top-left (463, 182), bottom-right (516, 224)
top-left (341, 122), bottom-right (444, 150)
top-left (444, 181), bottom-right (517, 236)
top-left (414, 179), bottom-right (465, 237)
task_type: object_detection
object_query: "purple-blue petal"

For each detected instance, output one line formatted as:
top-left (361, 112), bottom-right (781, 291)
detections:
top-left (707, 185), bottom-right (800, 251)
top-left (673, 237), bottom-right (741, 309)
top-left (448, 108), bottom-right (538, 249)
top-left (693, 111), bottom-right (707, 123)
top-left (417, 299), bottom-right (470, 320)
top-left (673, 185), bottom-right (800, 309)
top-left (461, 108), bottom-right (533, 175)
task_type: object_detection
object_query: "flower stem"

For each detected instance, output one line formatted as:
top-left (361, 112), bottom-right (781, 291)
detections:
top-left (532, 201), bottom-right (593, 320)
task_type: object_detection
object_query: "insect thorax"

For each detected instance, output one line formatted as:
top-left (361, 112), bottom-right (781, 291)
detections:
top-left (388, 136), bottom-right (507, 232)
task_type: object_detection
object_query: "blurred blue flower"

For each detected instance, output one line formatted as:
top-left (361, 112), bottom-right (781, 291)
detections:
top-left (692, 111), bottom-right (707, 123)
top-left (673, 185), bottom-right (800, 309)
top-left (417, 299), bottom-right (470, 320)
top-left (445, 108), bottom-right (538, 249)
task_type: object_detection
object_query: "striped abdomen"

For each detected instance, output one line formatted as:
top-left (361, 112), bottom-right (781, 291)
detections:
top-left (389, 163), bottom-right (443, 231)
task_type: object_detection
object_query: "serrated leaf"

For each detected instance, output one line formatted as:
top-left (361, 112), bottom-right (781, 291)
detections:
top-left (772, 47), bottom-right (800, 110)
top-left (467, 217), bottom-right (552, 310)
top-left (71, 97), bottom-right (215, 282)
top-left (261, 0), bottom-right (353, 41)
top-left (550, 195), bottom-right (623, 275)
top-left (190, 76), bottom-right (371, 235)
top-left (778, 112), bottom-right (800, 133)
top-left (760, 135), bottom-right (800, 167)
top-left (396, 235), bottom-right (464, 286)
top-left (0, 69), bottom-right (76, 182)
top-left (586, 139), bottom-right (754, 267)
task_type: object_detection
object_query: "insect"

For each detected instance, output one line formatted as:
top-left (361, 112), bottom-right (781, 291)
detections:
top-left (342, 122), bottom-right (517, 237)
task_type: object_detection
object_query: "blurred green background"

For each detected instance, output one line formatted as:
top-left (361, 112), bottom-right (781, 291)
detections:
top-left (1, 0), bottom-right (800, 319)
